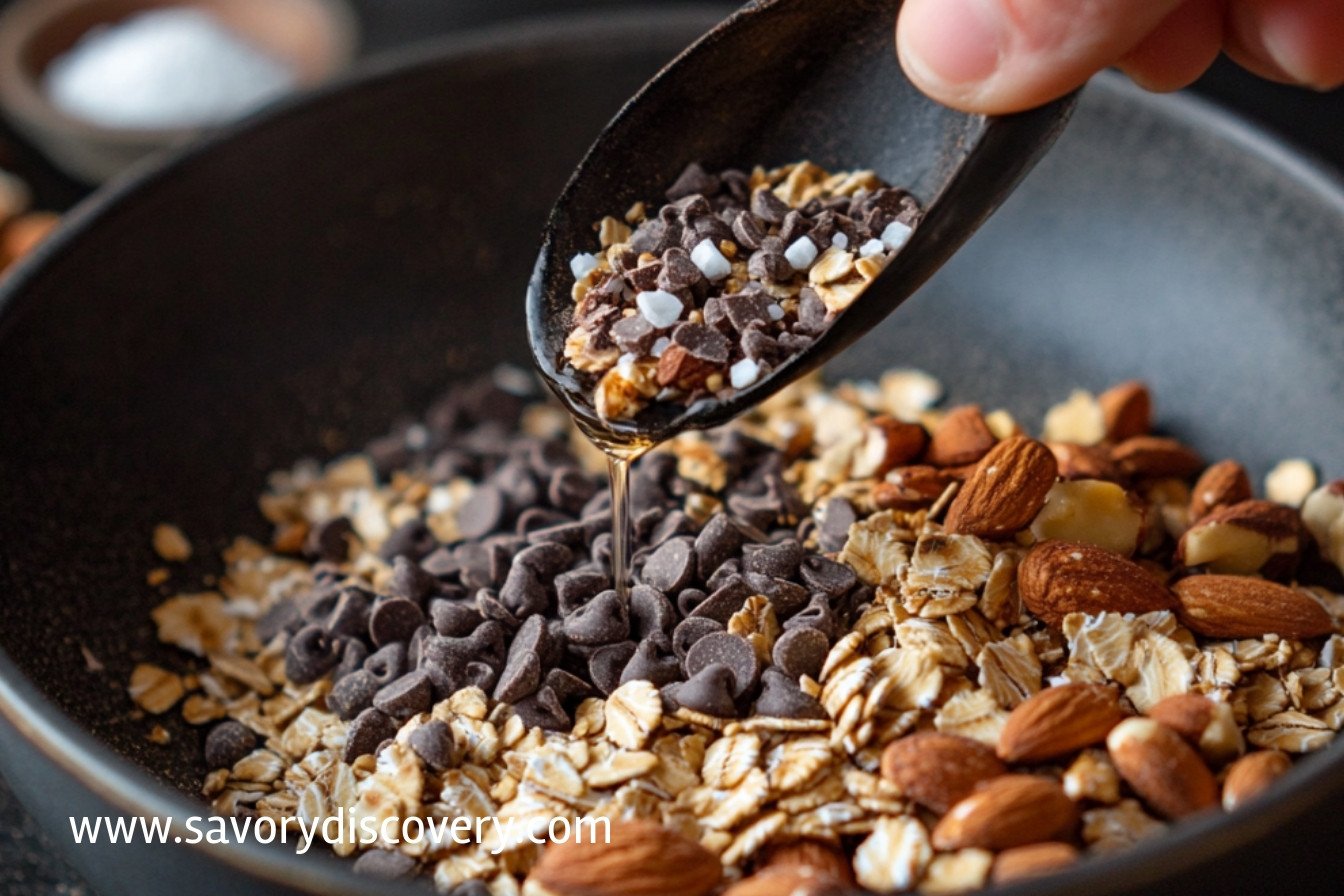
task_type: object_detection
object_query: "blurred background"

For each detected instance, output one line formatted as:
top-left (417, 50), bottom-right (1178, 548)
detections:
top-left (0, 1), bottom-right (1340, 893)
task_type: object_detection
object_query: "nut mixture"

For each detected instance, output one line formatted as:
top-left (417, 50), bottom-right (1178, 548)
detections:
top-left (134, 371), bottom-right (1344, 894)
top-left (562, 161), bottom-right (922, 419)
top-left (0, 167), bottom-right (59, 275)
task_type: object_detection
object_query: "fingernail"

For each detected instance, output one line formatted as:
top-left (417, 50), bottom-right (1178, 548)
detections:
top-left (899, 0), bottom-right (1004, 90)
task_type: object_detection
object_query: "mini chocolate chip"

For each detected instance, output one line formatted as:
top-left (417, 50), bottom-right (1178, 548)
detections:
top-left (457, 484), bottom-right (506, 540)
top-left (609, 314), bottom-right (657, 355)
top-left (705, 557), bottom-right (743, 593)
top-left (684, 632), bottom-right (761, 696)
top-left (731, 211), bottom-right (766, 250)
top-left (304, 517), bottom-right (354, 563)
top-left (390, 556), bottom-right (440, 603)
top-left (695, 513), bottom-right (748, 580)
top-left (742, 572), bottom-right (809, 619)
top-left (689, 578), bottom-right (754, 624)
top-left (327, 669), bottom-right (379, 720)
top-left (657, 247), bottom-right (704, 293)
top-left (795, 287), bottom-right (828, 335)
top-left (545, 668), bottom-right (597, 705)
top-left (818, 497), bottom-right (857, 552)
top-left (325, 588), bottom-right (371, 639)
top-left (493, 649), bottom-right (542, 703)
top-left (430, 600), bottom-right (482, 637)
top-left (772, 628), bottom-right (830, 681)
top-left (641, 536), bottom-right (696, 593)
top-left (588, 641), bottom-right (638, 696)
top-left (408, 718), bottom-right (459, 770)
top-left (333, 638), bottom-right (369, 683)
top-left (462, 662), bottom-right (498, 694)
top-left (741, 329), bottom-right (781, 365)
top-left (666, 163), bottom-right (720, 200)
top-left (373, 670), bottom-right (432, 720)
top-left (702, 296), bottom-right (732, 334)
top-left (446, 880), bottom-right (493, 896)
top-left (515, 542), bottom-right (573, 578)
top-left (629, 260), bottom-right (663, 291)
top-left (750, 188), bottom-right (789, 224)
top-left (513, 685), bottom-right (569, 731)
top-left (343, 708), bottom-right (397, 762)
top-left (721, 291), bottom-right (773, 333)
top-left (284, 625), bottom-right (341, 684)
top-left (379, 519), bottom-right (436, 562)
top-left (204, 721), bottom-right (256, 769)
top-left (621, 638), bottom-right (682, 687)
top-left (778, 210), bottom-right (811, 245)
top-left (630, 585), bottom-right (676, 639)
top-left (563, 589), bottom-right (629, 646)
top-left (726, 492), bottom-right (780, 531)
top-left (526, 520), bottom-right (589, 549)
top-left (674, 663), bottom-right (738, 717)
top-left (782, 594), bottom-right (838, 640)
top-left (361, 643), bottom-right (406, 688)
top-left (650, 510), bottom-right (696, 546)
top-left (742, 539), bottom-right (803, 579)
top-left (256, 600), bottom-right (300, 643)
top-left (671, 322), bottom-right (731, 365)
top-left (498, 564), bottom-right (547, 617)
top-left (556, 568), bottom-right (609, 616)
top-left (754, 668), bottom-right (826, 719)
top-left (353, 850), bottom-right (418, 881)
top-left (777, 332), bottom-right (814, 354)
top-left (799, 555), bottom-right (858, 597)
top-left (368, 598), bottom-right (425, 648)
top-left (517, 507), bottom-right (571, 535)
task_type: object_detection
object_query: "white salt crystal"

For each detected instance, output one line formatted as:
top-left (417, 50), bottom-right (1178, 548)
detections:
top-left (636, 290), bottom-right (683, 328)
top-left (784, 236), bottom-right (819, 270)
top-left (570, 252), bottom-right (599, 280)
top-left (650, 336), bottom-right (671, 358)
top-left (881, 220), bottom-right (914, 252)
top-left (730, 358), bottom-right (761, 389)
top-left (766, 303), bottom-right (785, 322)
top-left (690, 238), bottom-right (732, 281)
top-left (859, 238), bottom-right (885, 258)
top-left (43, 8), bottom-right (295, 130)
top-left (831, 232), bottom-right (850, 250)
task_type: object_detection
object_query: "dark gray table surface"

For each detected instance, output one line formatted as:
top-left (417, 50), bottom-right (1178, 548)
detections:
top-left (1, 1), bottom-right (1341, 894)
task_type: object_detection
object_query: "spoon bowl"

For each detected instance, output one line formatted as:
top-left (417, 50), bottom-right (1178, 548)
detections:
top-left (527, 0), bottom-right (1076, 446)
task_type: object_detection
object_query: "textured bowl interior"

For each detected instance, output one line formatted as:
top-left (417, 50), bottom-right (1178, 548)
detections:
top-left (1, 9), bottom-right (1342, 895)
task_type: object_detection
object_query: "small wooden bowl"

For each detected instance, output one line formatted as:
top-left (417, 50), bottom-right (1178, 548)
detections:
top-left (0, 0), bottom-right (358, 183)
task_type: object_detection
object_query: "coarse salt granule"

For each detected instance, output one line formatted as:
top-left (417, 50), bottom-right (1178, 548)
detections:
top-left (636, 290), bottom-right (684, 328)
top-left (784, 236), bottom-right (819, 271)
top-left (650, 336), bottom-right (671, 358)
top-left (831, 232), bottom-right (850, 250)
top-left (570, 253), bottom-right (600, 280)
top-left (859, 238), bottom-right (886, 258)
top-left (43, 8), bottom-right (295, 130)
top-left (730, 358), bottom-right (761, 389)
top-left (766, 303), bottom-right (785, 322)
top-left (880, 220), bottom-right (914, 252)
top-left (690, 239), bottom-right (732, 281)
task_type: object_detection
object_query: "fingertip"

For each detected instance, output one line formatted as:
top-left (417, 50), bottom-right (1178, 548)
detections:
top-left (896, 0), bottom-right (1003, 110)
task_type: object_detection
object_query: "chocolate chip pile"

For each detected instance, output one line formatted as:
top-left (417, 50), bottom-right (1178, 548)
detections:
top-left (563, 161), bottom-right (922, 419)
top-left (131, 368), bottom-right (1344, 895)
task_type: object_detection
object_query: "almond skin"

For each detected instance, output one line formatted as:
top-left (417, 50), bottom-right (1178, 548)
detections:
top-left (1107, 718), bottom-right (1217, 819)
top-left (1189, 460), bottom-right (1253, 521)
top-left (1048, 442), bottom-right (1123, 482)
top-left (758, 840), bottom-right (854, 886)
top-left (1018, 540), bottom-right (1177, 628)
top-left (1146, 693), bottom-right (1216, 744)
top-left (1222, 750), bottom-right (1292, 811)
top-left (997, 684), bottom-right (1126, 763)
top-left (1111, 436), bottom-right (1204, 480)
top-left (991, 842), bottom-right (1080, 884)
top-left (881, 732), bottom-right (1006, 814)
top-left (721, 867), bottom-right (847, 896)
top-left (1172, 574), bottom-right (1333, 639)
top-left (1098, 381), bottom-right (1152, 442)
top-left (526, 819), bottom-right (721, 896)
top-left (926, 405), bottom-right (996, 467)
top-left (944, 436), bottom-right (1059, 540)
top-left (931, 775), bottom-right (1078, 851)
top-left (873, 465), bottom-right (953, 510)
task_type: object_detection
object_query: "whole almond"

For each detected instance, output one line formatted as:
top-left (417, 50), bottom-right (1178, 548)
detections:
top-left (1106, 718), bottom-right (1217, 819)
top-left (1146, 693), bottom-right (1215, 743)
top-left (990, 842), bottom-right (1080, 884)
top-left (1172, 574), bottom-right (1332, 639)
top-left (850, 416), bottom-right (929, 479)
top-left (759, 840), bottom-right (855, 886)
top-left (1111, 436), bottom-right (1204, 480)
top-left (721, 867), bottom-right (847, 896)
top-left (873, 465), bottom-right (952, 510)
top-left (881, 732), bottom-right (1006, 814)
top-left (1189, 460), bottom-right (1253, 521)
top-left (926, 405), bottom-right (996, 467)
top-left (997, 684), bottom-right (1126, 763)
top-left (1018, 540), bottom-right (1177, 628)
top-left (1048, 441), bottom-right (1123, 482)
top-left (931, 775), bottom-right (1078, 851)
top-left (1222, 750), bottom-right (1292, 811)
top-left (944, 436), bottom-right (1059, 539)
top-left (526, 819), bottom-right (721, 896)
top-left (1177, 499), bottom-right (1305, 579)
top-left (1098, 381), bottom-right (1152, 442)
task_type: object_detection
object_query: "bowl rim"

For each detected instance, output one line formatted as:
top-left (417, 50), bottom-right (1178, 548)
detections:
top-left (2, 7), bottom-right (1344, 894)
top-left (0, 0), bottom-right (361, 144)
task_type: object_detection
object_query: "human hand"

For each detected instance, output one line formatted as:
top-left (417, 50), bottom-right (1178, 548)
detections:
top-left (896, 0), bottom-right (1344, 114)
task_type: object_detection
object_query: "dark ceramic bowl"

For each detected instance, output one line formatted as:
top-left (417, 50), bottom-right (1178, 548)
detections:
top-left (1, 7), bottom-right (1343, 896)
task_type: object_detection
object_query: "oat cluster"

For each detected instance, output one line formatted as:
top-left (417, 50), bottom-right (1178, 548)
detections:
top-left (133, 370), bottom-right (1344, 895)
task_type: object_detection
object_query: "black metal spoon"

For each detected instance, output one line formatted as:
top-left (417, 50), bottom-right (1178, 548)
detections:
top-left (527, 0), bottom-right (1077, 448)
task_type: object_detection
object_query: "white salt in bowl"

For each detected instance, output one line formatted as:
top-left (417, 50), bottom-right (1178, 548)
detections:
top-left (0, 0), bottom-right (358, 183)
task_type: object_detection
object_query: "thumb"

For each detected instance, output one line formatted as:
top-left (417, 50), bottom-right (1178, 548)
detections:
top-left (897, 0), bottom-right (1189, 113)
